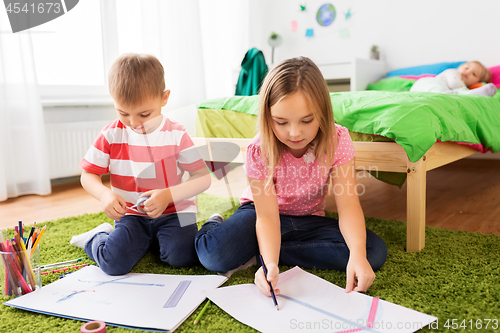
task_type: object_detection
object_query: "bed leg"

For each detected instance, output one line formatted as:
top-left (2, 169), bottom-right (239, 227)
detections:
top-left (406, 157), bottom-right (427, 251)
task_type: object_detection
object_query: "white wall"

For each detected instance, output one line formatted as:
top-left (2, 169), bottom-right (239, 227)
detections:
top-left (199, 0), bottom-right (250, 100)
top-left (244, 0), bottom-right (500, 160)
top-left (248, 0), bottom-right (500, 71)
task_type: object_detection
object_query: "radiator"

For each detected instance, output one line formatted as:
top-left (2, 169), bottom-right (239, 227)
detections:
top-left (45, 121), bottom-right (109, 179)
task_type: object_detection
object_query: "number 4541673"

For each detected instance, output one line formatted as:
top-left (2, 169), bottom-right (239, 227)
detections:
top-left (6, 2), bottom-right (61, 14)
top-left (444, 319), bottom-right (498, 330)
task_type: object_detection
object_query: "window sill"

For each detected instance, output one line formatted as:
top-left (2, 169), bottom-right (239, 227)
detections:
top-left (42, 98), bottom-right (114, 108)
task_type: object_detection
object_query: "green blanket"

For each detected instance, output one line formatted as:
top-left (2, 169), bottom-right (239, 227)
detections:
top-left (367, 77), bottom-right (416, 91)
top-left (199, 91), bottom-right (500, 163)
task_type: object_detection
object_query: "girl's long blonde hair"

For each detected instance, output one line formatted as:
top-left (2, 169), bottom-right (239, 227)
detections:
top-left (258, 57), bottom-right (336, 187)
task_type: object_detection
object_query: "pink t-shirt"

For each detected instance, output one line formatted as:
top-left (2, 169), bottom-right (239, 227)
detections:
top-left (240, 124), bottom-right (355, 216)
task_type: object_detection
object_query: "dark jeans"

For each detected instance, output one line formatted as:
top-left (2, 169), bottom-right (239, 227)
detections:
top-left (195, 202), bottom-right (387, 273)
top-left (85, 213), bottom-right (198, 275)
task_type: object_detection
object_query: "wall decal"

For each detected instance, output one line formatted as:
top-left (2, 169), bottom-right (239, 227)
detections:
top-left (316, 3), bottom-right (336, 27)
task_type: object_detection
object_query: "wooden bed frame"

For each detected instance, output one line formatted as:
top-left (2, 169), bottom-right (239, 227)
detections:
top-left (193, 137), bottom-right (478, 252)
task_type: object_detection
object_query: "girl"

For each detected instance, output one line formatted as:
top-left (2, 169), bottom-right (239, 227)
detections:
top-left (410, 61), bottom-right (496, 96)
top-left (195, 57), bottom-right (387, 295)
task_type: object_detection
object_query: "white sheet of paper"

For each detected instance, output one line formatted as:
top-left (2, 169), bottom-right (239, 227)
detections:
top-left (4, 265), bottom-right (227, 332)
top-left (205, 266), bottom-right (437, 333)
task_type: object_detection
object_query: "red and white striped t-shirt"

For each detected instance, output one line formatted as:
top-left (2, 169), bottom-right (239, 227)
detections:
top-left (80, 116), bottom-right (206, 216)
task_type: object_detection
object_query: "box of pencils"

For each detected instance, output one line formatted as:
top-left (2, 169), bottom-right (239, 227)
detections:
top-left (1, 226), bottom-right (42, 298)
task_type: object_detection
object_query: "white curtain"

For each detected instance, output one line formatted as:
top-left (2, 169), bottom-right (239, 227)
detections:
top-left (0, 22), bottom-right (51, 201)
top-left (104, 0), bottom-right (207, 114)
top-left (107, 0), bottom-right (250, 111)
top-left (139, 1), bottom-right (207, 112)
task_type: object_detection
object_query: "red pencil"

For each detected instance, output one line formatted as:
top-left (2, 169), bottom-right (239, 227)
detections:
top-left (1, 254), bottom-right (20, 296)
top-left (1, 248), bottom-right (31, 294)
top-left (41, 264), bottom-right (87, 275)
top-left (8, 241), bottom-right (23, 273)
top-left (4, 266), bottom-right (11, 296)
top-left (0, 241), bottom-right (12, 296)
top-left (32, 227), bottom-right (40, 245)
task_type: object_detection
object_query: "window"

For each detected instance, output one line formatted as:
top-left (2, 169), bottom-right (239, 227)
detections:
top-left (30, 0), bottom-right (108, 101)
top-left (27, 0), bottom-right (248, 103)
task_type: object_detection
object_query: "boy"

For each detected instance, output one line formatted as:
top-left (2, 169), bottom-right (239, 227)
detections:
top-left (70, 53), bottom-right (210, 275)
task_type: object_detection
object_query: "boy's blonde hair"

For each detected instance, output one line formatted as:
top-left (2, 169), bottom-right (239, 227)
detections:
top-left (108, 53), bottom-right (165, 106)
top-left (258, 57), bottom-right (336, 186)
top-left (469, 61), bottom-right (491, 83)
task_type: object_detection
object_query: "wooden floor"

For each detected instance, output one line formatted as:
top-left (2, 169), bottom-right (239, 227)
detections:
top-left (1, 159), bottom-right (499, 236)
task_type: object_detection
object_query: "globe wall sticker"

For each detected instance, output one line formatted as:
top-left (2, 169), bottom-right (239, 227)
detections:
top-left (4, 0), bottom-right (79, 33)
top-left (316, 3), bottom-right (336, 27)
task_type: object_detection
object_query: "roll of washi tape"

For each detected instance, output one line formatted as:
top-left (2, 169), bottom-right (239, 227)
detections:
top-left (81, 320), bottom-right (106, 333)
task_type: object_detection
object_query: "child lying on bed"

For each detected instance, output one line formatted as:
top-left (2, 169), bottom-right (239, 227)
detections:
top-left (410, 61), bottom-right (497, 96)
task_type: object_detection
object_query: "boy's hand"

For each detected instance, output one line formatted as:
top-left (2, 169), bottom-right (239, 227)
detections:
top-left (255, 263), bottom-right (280, 297)
top-left (345, 254), bottom-right (376, 293)
top-left (100, 190), bottom-right (127, 221)
top-left (140, 189), bottom-right (172, 219)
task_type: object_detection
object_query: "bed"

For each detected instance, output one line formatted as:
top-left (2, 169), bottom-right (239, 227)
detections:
top-left (192, 81), bottom-right (500, 252)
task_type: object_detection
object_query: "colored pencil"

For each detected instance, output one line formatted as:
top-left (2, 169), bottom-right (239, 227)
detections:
top-left (8, 241), bottom-right (23, 274)
top-left (1, 246), bottom-right (30, 293)
top-left (14, 226), bottom-right (21, 245)
top-left (17, 237), bottom-right (37, 289)
top-left (0, 239), bottom-right (13, 296)
top-left (1, 237), bottom-right (18, 296)
top-left (30, 225), bottom-right (46, 257)
top-left (1, 228), bottom-right (43, 296)
top-left (32, 227), bottom-right (40, 246)
top-left (4, 266), bottom-right (11, 296)
top-left (259, 255), bottom-right (279, 310)
top-left (194, 300), bottom-right (211, 324)
top-left (41, 262), bottom-right (84, 272)
top-left (40, 257), bottom-right (86, 270)
top-left (41, 264), bottom-right (87, 275)
top-left (26, 238), bottom-right (32, 256)
top-left (0, 252), bottom-right (21, 296)
top-left (26, 222), bottom-right (36, 246)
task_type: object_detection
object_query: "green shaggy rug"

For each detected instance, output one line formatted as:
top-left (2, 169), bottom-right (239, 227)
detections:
top-left (1, 193), bottom-right (500, 332)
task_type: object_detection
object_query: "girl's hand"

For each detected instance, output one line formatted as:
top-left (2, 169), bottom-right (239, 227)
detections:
top-left (100, 190), bottom-right (127, 221)
top-left (140, 189), bottom-right (172, 219)
top-left (254, 263), bottom-right (280, 296)
top-left (345, 255), bottom-right (376, 293)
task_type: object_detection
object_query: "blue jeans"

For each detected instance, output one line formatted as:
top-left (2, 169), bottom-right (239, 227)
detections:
top-left (85, 213), bottom-right (198, 275)
top-left (195, 202), bottom-right (387, 273)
